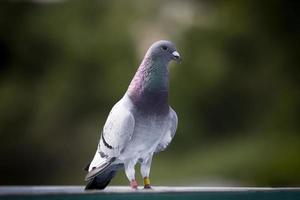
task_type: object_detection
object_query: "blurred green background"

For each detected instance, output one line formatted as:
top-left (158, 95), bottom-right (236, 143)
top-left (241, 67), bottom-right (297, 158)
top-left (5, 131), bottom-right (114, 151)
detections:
top-left (0, 0), bottom-right (299, 187)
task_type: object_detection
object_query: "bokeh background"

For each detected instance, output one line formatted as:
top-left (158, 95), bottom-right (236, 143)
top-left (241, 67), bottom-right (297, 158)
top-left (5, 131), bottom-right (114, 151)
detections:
top-left (0, 0), bottom-right (299, 186)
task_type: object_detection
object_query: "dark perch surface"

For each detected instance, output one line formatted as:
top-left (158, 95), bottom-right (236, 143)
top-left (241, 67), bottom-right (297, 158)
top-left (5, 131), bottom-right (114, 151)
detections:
top-left (0, 186), bottom-right (299, 200)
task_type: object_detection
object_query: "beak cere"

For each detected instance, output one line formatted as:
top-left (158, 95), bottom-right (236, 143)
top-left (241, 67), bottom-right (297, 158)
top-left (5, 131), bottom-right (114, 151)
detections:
top-left (172, 51), bottom-right (181, 62)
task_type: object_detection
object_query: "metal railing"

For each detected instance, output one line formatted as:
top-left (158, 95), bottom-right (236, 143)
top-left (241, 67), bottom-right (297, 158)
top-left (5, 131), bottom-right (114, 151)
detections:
top-left (0, 186), bottom-right (299, 200)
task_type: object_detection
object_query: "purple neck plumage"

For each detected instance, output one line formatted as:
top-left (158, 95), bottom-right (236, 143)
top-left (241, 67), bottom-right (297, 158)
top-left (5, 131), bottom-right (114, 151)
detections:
top-left (127, 52), bottom-right (170, 115)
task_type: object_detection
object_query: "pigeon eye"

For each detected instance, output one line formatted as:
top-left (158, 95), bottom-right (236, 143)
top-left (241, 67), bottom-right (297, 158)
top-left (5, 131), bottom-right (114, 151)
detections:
top-left (161, 46), bottom-right (168, 51)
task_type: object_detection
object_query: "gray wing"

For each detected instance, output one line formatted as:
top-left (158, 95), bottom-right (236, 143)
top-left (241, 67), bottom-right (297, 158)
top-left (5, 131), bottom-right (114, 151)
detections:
top-left (89, 96), bottom-right (135, 171)
top-left (155, 107), bottom-right (178, 153)
top-left (99, 97), bottom-right (135, 158)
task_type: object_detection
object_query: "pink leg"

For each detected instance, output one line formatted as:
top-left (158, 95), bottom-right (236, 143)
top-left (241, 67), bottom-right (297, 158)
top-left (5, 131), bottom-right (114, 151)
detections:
top-left (130, 179), bottom-right (138, 189)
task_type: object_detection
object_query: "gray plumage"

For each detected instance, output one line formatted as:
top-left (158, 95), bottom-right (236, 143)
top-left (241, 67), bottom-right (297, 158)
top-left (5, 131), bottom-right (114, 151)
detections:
top-left (85, 40), bottom-right (180, 190)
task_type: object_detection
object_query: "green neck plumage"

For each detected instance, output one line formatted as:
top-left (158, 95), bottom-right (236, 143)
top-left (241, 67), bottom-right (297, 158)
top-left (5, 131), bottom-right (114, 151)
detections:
top-left (144, 59), bottom-right (169, 93)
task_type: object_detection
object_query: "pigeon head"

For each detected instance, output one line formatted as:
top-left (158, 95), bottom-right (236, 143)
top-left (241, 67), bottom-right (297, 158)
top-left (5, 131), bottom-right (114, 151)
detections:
top-left (146, 40), bottom-right (181, 63)
top-left (127, 40), bottom-right (180, 114)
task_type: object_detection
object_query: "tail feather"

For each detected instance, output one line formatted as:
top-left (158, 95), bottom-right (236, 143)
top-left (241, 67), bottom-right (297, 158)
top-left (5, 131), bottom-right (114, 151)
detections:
top-left (85, 157), bottom-right (123, 190)
top-left (85, 167), bottom-right (117, 190)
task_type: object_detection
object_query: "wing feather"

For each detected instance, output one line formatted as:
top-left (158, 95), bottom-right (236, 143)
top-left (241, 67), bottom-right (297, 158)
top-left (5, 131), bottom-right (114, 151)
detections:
top-left (99, 96), bottom-right (135, 158)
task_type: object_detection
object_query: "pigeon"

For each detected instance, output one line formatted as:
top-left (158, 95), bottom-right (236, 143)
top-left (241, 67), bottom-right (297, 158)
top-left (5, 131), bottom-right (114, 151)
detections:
top-left (85, 40), bottom-right (181, 190)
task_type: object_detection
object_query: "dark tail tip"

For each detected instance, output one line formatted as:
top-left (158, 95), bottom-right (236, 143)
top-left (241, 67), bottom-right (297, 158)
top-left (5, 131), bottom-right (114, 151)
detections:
top-left (85, 168), bottom-right (117, 190)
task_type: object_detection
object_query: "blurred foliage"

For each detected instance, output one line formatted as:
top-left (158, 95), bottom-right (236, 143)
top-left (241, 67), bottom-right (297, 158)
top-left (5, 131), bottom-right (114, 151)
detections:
top-left (0, 0), bottom-right (299, 186)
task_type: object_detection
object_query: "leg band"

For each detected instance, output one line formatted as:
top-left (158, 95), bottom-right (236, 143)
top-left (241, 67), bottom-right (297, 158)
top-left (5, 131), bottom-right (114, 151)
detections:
top-left (143, 177), bottom-right (150, 186)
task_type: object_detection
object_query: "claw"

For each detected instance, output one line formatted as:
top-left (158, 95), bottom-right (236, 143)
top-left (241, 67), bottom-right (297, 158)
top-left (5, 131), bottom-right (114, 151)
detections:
top-left (144, 184), bottom-right (152, 189)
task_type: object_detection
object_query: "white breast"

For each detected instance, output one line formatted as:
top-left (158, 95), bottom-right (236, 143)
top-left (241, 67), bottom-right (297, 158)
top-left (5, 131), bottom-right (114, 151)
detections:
top-left (119, 114), bottom-right (168, 160)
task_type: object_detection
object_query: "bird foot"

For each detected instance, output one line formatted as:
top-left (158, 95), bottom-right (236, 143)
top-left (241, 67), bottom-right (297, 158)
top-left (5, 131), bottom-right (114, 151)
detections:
top-left (130, 180), bottom-right (138, 190)
top-left (144, 184), bottom-right (152, 189)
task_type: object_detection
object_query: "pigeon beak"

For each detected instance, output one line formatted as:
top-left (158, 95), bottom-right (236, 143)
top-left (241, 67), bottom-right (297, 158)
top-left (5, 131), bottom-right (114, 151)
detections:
top-left (172, 51), bottom-right (181, 63)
